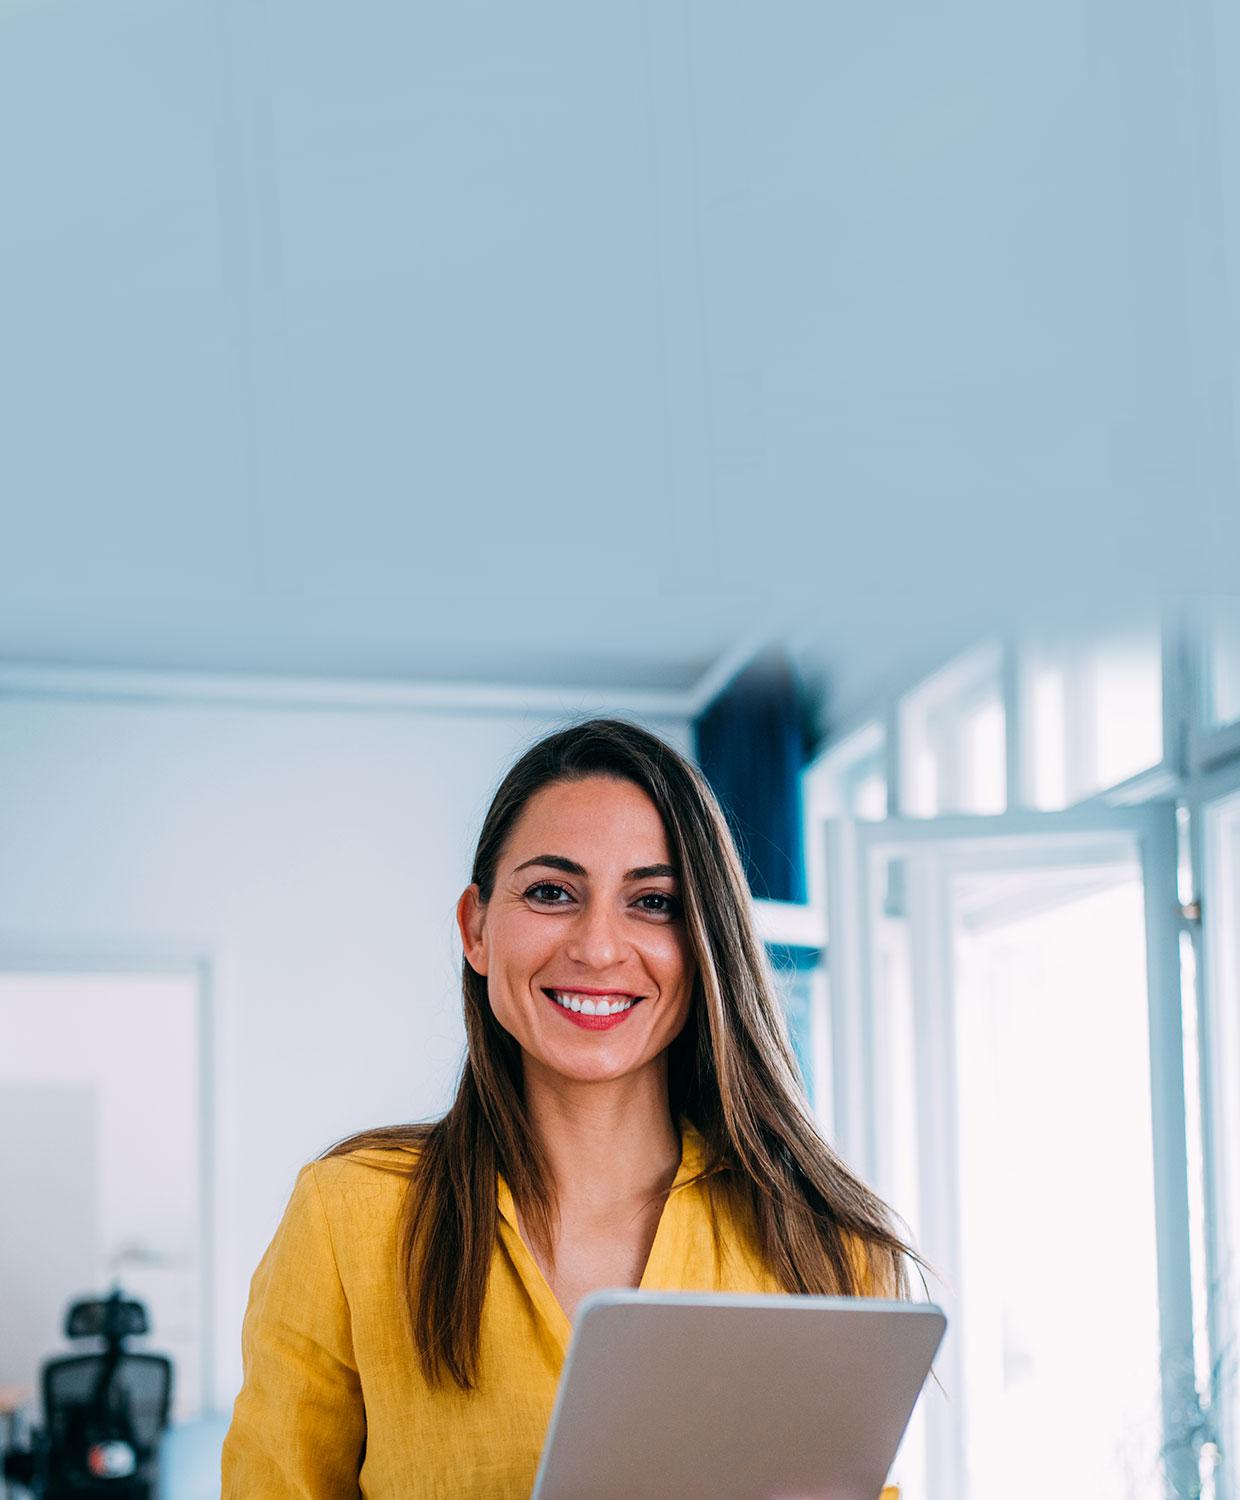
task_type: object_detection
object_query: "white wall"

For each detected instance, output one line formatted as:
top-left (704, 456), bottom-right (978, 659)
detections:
top-left (0, 689), bottom-right (691, 1408)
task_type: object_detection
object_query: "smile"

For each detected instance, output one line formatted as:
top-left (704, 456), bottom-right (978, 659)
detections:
top-left (542, 989), bottom-right (644, 1029)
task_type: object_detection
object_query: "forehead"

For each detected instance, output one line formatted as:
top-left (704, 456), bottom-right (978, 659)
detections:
top-left (505, 776), bottom-right (673, 863)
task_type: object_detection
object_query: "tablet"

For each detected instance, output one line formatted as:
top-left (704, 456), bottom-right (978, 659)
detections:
top-left (530, 1290), bottom-right (946, 1500)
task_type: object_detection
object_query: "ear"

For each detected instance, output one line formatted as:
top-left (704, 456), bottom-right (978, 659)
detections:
top-left (456, 884), bottom-right (489, 975)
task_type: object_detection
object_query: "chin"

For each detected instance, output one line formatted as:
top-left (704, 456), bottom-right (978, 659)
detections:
top-left (539, 1048), bottom-right (642, 1085)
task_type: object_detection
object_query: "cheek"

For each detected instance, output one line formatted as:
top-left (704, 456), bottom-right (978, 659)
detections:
top-left (665, 930), bottom-right (692, 978)
top-left (491, 911), bottom-right (555, 990)
top-left (651, 929), bottom-right (696, 992)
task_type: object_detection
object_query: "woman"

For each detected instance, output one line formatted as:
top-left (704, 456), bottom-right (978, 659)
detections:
top-left (221, 717), bottom-right (923, 1498)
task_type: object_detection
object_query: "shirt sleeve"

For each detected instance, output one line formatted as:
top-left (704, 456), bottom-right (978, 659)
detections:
top-left (221, 1162), bottom-right (366, 1498)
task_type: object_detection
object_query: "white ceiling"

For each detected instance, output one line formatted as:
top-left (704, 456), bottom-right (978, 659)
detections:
top-left (2, 0), bottom-right (1235, 715)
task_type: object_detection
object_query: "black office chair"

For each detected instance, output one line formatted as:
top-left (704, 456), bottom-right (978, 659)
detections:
top-left (3, 1290), bottom-right (173, 1499)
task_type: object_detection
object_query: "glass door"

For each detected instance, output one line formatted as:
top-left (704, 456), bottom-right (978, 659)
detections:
top-left (825, 806), bottom-right (1199, 1500)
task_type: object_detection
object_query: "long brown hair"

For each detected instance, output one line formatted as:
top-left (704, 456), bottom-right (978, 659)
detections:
top-left (324, 716), bottom-right (929, 1390)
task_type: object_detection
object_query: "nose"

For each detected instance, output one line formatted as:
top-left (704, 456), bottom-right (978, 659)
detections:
top-left (563, 896), bottom-right (630, 972)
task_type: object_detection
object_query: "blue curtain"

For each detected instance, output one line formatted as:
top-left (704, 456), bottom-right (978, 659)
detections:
top-left (693, 646), bottom-right (812, 904)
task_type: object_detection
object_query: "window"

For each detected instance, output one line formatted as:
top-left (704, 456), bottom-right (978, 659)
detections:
top-left (830, 811), bottom-right (1194, 1500)
top-left (899, 645), bottom-right (1005, 816)
top-left (766, 943), bottom-right (822, 1104)
top-left (802, 722), bottom-right (888, 916)
top-left (804, 722), bottom-right (888, 822)
top-left (811, 605), bottom-right (1238, 1500)
top-left (951, 863), bottom-right (1163, 1496)
top-left (1200, 786), bottom-right (1240, 1492)
top-left (754, 897), bottom-right (829, 1126)
top-left (1019, 615), bottom-right (1163, 808)
top-left (1201, 599), bottom-right (1240, 732)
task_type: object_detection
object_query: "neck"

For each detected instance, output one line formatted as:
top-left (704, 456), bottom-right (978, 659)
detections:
top-left (520, 1056), bottom-right (683, 1220)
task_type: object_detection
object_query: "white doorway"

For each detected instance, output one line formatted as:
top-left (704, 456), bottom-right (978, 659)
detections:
top-left (0, 968), bottom-right (208, 1421)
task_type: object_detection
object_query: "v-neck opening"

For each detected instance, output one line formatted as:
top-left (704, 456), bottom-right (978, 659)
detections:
top-left (496, 1117), bottom-right (706, 1355)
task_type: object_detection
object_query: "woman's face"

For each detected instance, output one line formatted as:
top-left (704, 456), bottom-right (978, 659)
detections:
top-left (457, 775), bottom-right (697, 1088)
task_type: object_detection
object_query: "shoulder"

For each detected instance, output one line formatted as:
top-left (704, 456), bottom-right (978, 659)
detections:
top-left (265, 1143), bottom-right (421, 1241)
top-left (308, 1124), bottom-right (428, 1195)
top-left (314, 1141), bottom-right (424, 1177)
top-left (843, 1229), bottom-right (902, 1299)
top-left (306, 1143), bottom-right (422, 1220)
top-left (261, 1146), bottom-right (422, 1294)
top-left (263, 1148), bottom-right (418, 1243)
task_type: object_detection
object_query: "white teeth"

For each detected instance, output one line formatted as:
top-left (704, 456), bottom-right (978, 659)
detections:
top-left (549, 991), bottom-right (634, 1017)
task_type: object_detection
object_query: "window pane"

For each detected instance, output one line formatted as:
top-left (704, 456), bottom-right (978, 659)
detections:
top-left (806, 727), bottom-right (887, 821)
top-left (952, 868), bottom-right (1164, 1498)
top-left (1091, 622), bottom-right (1163, 789)
top-left (1204, 599), bottom-right (1240, 729)
top-left (862, 838), bottom-right (1176, 1498)
top-left (1020, 617), bottom-right (1162, 806)
top-left (1027, 654), bottom-right (1069, 810)
top-left (906, 737), bottom-right (939, 818)
top-left (852, 768), bottom-right (888, 821)
top-left (803, 728), bottom-right (887, 912)
top-left (1203, 791), bottom-right (1240, 1488)
top-left (900, 647), bottom-right (1005, 817)
top-left (959, 693), bottom-right (1005, 814)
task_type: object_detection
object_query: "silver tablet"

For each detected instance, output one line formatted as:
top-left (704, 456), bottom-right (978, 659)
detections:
top-left (531, 1290), bottom-right (946, 1500)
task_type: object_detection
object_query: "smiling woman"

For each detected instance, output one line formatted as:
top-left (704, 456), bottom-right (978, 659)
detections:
top-left (457, 776), bottom-right (698, 1128)
top-left (220, 719), bottom-right (919, 1499)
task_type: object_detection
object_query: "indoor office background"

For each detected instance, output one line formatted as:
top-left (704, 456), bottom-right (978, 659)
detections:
top-left (4, 0), bottom-right (1240, 1497)
top-left (5, 608), bottom-right (1240, 1500)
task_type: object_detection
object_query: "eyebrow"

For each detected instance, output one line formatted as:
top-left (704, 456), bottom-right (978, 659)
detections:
top-left (512, 854), bottom-right (679, 882)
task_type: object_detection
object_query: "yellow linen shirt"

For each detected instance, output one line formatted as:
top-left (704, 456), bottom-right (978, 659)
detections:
top-left (221, 1121), bottom-right (900, 1499)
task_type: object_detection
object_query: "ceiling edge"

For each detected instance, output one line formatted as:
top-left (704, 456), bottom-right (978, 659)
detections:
top-left (0, 661), bottom-right (694, 721)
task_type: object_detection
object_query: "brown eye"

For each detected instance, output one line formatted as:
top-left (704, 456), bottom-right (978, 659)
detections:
top-left (635, 892), bottom-right (681, 917)
top-left (526, 882), bottom-right (573, 905)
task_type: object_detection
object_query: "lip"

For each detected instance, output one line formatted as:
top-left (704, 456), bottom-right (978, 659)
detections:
top-left (541, 985), bottom-right (641, 997)
top-left (542, 988), bottom-right (644, 1030)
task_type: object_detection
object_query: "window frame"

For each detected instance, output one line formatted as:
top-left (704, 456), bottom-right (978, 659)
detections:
top-left (825, 805), bottom-right (1200, 1500)
top-left (1179, 756), bottom-right (1240, 1500)
top-left (806, 601), bottom-right (1240, 1499)
top-left (1185, 601), bottom-right (1240, 775)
